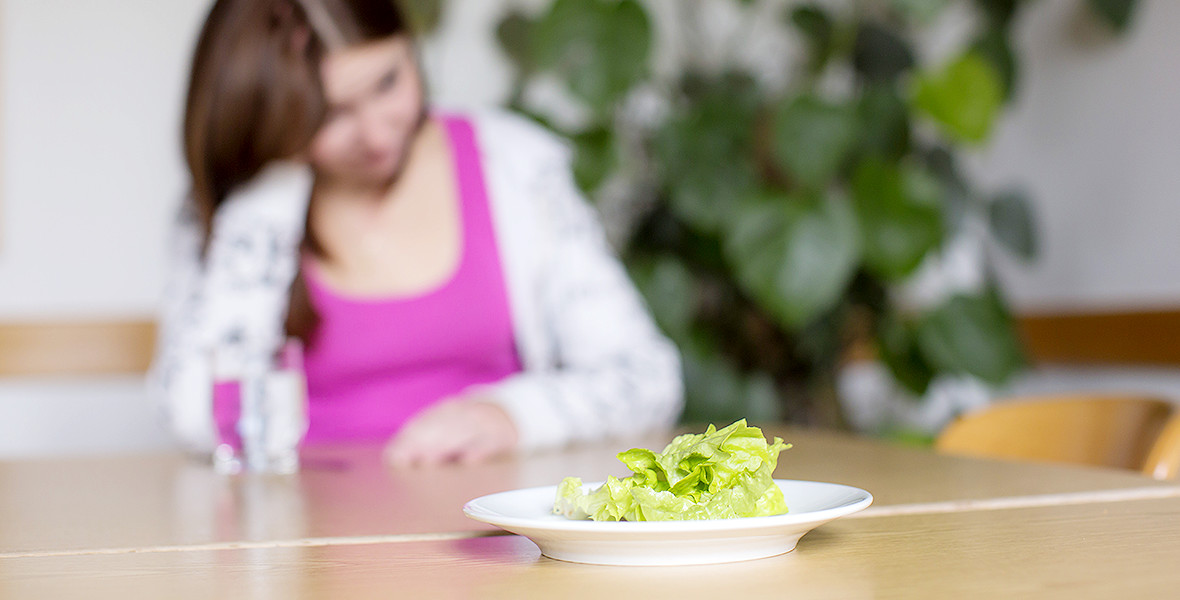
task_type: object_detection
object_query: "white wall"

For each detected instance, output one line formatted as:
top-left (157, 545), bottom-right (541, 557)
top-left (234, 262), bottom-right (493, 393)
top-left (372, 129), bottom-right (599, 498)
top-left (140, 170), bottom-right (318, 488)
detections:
top-left (0, 375), bottom-right (173, 456)
top-left (0, 0), bottom-right (208, 319)
top-left (976, 0), bottom-right (1180, 311)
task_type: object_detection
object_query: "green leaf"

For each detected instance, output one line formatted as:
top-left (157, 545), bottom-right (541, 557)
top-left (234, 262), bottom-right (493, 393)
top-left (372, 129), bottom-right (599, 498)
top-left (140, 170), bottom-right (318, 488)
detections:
top-left (789, 5), bottom-right (836, 74)
top-left (971, 28), bottom-right (1018, 100)
top-left (628, 256), bottom-right (697, 343)
top-left (889, 0), bottom-right (952, 23)
top-left (1087, 0), bottom-right (1137, 32)
top-left (570, 127), bottom-right (617, 192)
top-left (989, 190), bottom-right (1038, 261)
top-left (531, 0), bottom-right (652, 111)
top-left (921, 147), bottom-right (968, 197)
top-left (920, 146), bottom-right (971, 229)
top-left (598, 0), bottom-right (652, 98)
top-left (506, 107), bottom-right (560, 134)
top-left (853, 22), bottom-right (916, 84)
top-left (881, 427), bottom-right (937, 447)
top-left (681, 350), bottom-right (750, 424)
top-left (659, 149), bottom-right (755, 235)
top-left (916, 292), bottom-right (1025, 385)
top-left (788, 5), bottom-right (832, 41)
top-left (400, 0), bottom-right (444, 34)
top-left (532, 0), bottom-right (598, 71)
top-left (794, 303), bottom-right (844, 368)
top-left (725, 192), bottom-right (861, 328)
top-left (911, 53), bottom-right (1004, 144)
top-left (773, 95), bottom-right (859, 190)
top-left (973, 0), bottom-right (1020, 28)
top-left (877, 310), bottom-right (936, 395)
top-left (496, 12), bottom-right (535, 72)
top-left (680, 349), bottom-right (783, 425)
top-left (657, 72), bottom-right (761, 233)
top-left (857, 85), bottom-right (911, 161)
top-left (851, 160), bottom-right (945, 281)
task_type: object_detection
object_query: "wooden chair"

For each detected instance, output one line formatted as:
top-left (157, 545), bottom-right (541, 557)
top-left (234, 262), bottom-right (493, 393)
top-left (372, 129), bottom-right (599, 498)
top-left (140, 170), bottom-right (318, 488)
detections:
top-left (935, 394), bottom-right (1176, 478)
top-left (1142, 413), bottom-right (1180, 480)
top-left (0, 321), bottom-right (156, 376)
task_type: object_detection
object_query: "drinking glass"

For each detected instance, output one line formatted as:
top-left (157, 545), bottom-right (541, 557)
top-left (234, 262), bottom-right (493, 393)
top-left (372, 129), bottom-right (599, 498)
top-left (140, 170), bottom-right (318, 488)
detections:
top-left (212, 340), bottom-right (308, 474)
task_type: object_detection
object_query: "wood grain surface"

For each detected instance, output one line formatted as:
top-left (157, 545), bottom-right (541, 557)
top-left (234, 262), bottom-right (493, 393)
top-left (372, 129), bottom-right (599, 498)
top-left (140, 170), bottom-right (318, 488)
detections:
top-left (0, 426), bottom-right (1175, 556)
top-left (2, 497), bottom-right (1178, 599)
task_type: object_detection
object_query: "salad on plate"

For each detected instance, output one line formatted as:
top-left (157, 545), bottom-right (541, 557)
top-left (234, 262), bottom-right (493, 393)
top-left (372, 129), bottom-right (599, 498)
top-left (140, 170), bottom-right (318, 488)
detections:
top-left (554, 419), bottom-right (791, 522)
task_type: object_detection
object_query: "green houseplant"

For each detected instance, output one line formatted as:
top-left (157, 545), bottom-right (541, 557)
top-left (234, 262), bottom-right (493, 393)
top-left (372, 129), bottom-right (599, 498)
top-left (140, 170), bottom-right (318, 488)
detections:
top-left (425, 0), bottom-right (1137, 429)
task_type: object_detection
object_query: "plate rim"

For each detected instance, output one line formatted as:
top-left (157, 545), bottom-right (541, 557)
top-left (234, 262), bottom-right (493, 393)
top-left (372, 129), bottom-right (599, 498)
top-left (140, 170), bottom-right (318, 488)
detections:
top-left (463, 478), bottom-right (873, 533)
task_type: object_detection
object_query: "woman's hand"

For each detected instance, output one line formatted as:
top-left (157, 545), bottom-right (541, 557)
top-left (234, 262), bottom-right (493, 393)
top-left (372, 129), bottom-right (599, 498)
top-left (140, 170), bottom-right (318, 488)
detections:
top-left (384, 396), bottom-right (519, 467)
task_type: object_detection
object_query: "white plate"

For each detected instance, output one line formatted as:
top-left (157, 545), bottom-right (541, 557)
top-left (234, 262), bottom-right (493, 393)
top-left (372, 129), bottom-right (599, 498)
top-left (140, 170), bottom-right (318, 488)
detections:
top-left (463, 479), bottom-right (872, 566)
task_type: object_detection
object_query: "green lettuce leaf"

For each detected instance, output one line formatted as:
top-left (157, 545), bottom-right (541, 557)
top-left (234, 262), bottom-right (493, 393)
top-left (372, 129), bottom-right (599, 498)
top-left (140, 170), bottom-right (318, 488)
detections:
top-left (553, 420), bottom-right (791, 521)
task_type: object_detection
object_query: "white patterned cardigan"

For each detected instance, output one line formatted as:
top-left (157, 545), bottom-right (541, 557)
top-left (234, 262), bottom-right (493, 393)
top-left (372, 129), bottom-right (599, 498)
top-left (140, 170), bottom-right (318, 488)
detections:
top-left (150, 108), bottom-right (684, 452)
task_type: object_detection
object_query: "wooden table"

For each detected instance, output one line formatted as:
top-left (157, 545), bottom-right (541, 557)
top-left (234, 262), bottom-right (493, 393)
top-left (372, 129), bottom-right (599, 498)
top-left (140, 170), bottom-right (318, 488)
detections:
top-left (2, 425), bottom-right (1179, 597)
top-left (4, 497), bottom-right (1178, 599)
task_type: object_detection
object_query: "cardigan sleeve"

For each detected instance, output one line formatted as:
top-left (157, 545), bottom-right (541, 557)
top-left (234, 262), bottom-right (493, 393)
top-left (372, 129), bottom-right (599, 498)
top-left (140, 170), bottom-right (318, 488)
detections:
top-left (148, 199), bottom-right (218, 451)
top-left (149, 164), bottom-right (313, 452)
top-left (480, 120), bottom-right (684, 450)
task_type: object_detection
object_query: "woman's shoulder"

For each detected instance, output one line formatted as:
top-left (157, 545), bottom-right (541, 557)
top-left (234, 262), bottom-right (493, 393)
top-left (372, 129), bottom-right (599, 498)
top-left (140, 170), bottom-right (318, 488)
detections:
top-left (213, 162), bottom-right (314, 232)
top-left (460, 107), bottom-right (572, 165)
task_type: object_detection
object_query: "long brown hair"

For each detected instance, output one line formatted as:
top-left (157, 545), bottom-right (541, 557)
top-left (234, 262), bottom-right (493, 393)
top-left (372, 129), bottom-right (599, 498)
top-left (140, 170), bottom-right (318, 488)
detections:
top-left (182, 0), bottom-right (413, 341)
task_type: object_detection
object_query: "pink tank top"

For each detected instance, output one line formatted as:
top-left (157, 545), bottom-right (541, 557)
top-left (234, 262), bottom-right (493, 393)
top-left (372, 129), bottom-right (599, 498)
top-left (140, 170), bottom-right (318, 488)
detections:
top-left (298, 115), bottom-right (522, 443)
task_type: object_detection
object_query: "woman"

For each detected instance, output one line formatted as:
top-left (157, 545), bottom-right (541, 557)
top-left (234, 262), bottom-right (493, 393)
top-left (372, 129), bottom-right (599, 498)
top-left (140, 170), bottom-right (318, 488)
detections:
top-left (151, 0), bottom-right (682, 466)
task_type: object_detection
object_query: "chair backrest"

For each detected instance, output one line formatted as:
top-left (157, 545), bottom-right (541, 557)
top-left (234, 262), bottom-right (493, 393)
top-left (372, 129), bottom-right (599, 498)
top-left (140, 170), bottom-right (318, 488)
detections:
top-left (0, 321), bottom-right (155, 376)
top-left (935, 394), bottom-right (1175, 475)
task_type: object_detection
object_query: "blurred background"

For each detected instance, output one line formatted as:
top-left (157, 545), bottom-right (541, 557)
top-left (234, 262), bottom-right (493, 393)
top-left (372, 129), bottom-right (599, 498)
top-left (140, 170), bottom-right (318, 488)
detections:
top-left (1, 0), bottom-right (1178, 457)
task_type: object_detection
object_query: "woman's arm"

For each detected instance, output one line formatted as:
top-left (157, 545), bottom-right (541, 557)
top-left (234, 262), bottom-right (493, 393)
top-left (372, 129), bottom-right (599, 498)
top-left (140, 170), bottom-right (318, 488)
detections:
top-left (149, 164), bottom-right (313, 452)
top-left (486, 145), bottom-right (684, 450)
top-left (149, 200), bottom-right (217, 451)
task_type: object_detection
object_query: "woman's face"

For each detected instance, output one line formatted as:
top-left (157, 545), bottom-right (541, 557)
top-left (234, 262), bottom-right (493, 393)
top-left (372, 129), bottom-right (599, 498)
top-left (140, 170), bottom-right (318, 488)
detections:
top-left (309, 36), bottom-right (425, 187)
